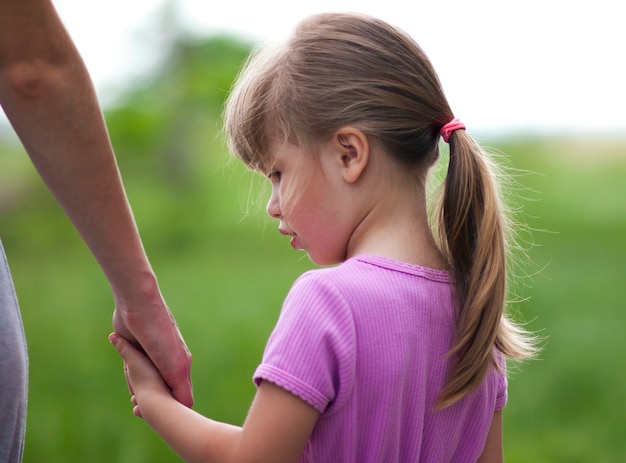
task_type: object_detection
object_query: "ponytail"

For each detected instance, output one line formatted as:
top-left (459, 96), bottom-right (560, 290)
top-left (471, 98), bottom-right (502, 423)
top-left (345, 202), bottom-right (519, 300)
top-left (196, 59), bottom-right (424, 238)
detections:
top-left (222, 12), bottom-right (538, 408)
top-left (435, 129), bottom-right (537, 409)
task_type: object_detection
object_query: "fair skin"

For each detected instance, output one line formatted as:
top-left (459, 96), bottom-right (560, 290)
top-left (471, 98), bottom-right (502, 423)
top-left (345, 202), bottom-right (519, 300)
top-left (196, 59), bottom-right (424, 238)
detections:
top-left (265, 130), bottom-right (445, 268)
top-left (112, 127), bottom-right (502, 462)
top-left (478, 410), bottom-right (504, 463)
top-left (0, 0), bottom-right (192, 406)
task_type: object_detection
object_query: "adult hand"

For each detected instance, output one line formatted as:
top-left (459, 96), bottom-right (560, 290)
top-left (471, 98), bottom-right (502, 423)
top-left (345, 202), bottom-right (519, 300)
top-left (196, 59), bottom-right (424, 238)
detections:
top-left (0, 0), bottom-right (193, 409)
top-left (112, 286), bottom-right (193, 408)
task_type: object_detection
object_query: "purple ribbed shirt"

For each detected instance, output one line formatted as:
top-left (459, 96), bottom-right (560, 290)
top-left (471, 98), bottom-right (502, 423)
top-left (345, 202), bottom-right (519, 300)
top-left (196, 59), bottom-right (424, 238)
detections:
top-left (254, 255), bottom-right (507, 462)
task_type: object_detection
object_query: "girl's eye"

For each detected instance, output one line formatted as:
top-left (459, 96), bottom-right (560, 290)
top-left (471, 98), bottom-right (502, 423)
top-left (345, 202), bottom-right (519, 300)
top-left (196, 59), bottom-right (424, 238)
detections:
top-left (268, 171), bottom-right (281, 182)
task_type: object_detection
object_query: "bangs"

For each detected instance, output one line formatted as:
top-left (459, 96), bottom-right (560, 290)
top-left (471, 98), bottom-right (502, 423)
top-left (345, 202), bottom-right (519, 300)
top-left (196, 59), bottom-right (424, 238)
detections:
top-left (224, 43), bottom-right (293, 174)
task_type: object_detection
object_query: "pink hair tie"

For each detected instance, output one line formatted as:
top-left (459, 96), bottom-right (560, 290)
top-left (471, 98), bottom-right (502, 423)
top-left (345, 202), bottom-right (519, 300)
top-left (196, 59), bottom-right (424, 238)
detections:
top-left (440, 117), bottom-right (466, 143)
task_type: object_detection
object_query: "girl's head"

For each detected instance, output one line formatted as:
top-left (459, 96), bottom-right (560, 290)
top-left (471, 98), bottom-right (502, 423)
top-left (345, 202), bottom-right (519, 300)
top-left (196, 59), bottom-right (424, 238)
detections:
top-left (225, 12), bottom-right (537, 408)
top-left (224, 12), bottom-right (453, 176)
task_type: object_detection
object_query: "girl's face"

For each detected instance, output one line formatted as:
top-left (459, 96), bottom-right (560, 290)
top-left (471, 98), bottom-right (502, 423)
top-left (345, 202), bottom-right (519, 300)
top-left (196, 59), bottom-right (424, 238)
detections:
top-left (265, 139), bottom-right (357, 266)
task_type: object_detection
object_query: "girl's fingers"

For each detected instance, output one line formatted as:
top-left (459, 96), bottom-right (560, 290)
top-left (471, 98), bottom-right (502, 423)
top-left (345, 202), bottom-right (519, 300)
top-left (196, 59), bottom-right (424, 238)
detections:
top-left (110, 333), bottom-right (136, 394)
top-left (109, 332), bottom-right (129, 357)
top-left (131, 396), bottom-right (143, 418)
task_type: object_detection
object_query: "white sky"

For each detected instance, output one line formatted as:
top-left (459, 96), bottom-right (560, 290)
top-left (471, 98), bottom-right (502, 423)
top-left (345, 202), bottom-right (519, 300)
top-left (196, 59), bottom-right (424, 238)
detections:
top-left (3, 0), bottom-right (626, 136)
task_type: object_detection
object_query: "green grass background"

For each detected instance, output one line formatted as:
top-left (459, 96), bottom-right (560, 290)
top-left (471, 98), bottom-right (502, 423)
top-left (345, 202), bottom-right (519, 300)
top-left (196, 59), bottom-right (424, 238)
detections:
top-left (1, 34), bottom-right (625, 463)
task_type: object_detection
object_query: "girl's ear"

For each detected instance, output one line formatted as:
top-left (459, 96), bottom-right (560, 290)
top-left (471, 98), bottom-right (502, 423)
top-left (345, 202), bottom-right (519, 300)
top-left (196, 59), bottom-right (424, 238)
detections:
top-left (333, 127), bottom-right (369, 184)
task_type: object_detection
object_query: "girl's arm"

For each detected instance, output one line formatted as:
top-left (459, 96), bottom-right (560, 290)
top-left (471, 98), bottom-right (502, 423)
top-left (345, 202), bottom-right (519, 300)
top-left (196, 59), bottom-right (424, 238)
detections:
top-left (110, 333), bottom-right (319, 463)
top-left (0, 0), bottom-right (192, 406)
top-left (476, 410), bottom-right (504, 463)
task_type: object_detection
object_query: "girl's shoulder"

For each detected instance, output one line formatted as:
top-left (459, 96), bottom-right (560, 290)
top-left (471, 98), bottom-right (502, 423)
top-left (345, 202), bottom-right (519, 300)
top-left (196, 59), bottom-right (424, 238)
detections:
top-left (291, 254), bottom-right (451, 299)
top-left (313, 255), bottom-right (451, 282)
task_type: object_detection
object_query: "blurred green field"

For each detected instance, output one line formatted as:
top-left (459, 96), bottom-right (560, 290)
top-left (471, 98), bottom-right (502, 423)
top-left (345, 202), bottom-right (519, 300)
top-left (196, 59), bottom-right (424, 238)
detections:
top-left (1, 34), bottom-right (625, 463)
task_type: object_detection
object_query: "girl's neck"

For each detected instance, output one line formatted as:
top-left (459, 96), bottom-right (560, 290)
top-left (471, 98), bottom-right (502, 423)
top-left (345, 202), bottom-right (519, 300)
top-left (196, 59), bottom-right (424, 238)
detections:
top-left (345, 185), bottom-right (445, 270)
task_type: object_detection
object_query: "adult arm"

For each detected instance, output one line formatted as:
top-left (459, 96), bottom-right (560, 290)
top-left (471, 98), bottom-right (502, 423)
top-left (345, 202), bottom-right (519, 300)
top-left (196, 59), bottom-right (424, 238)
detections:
top-left (0, 0), bottom-right (192, 406)
top-left (477, 410), bottom-right (504, 463)
top-left (110, 333), bottom-right (318, 463)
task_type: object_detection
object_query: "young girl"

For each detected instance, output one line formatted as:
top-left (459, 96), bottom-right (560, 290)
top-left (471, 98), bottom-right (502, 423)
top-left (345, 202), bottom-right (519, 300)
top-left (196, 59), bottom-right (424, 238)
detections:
top-left (110, 12), bottom-right (537, 463)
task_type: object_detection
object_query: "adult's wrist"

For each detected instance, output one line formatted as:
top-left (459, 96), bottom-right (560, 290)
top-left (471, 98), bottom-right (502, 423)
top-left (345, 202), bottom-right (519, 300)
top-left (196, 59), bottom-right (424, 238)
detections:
top-left (111, 269), bottom-right (165, 317)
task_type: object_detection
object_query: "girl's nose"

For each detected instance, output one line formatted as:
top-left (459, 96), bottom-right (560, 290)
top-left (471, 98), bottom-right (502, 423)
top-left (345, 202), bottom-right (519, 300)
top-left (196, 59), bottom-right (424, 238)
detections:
top-left (266, 189), bottom-right (281, 219)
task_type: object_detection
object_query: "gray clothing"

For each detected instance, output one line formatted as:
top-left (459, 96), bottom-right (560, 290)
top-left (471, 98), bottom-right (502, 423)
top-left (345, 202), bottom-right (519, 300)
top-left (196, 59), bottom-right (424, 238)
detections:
top-left (0, 239), bottom-right (27, 463)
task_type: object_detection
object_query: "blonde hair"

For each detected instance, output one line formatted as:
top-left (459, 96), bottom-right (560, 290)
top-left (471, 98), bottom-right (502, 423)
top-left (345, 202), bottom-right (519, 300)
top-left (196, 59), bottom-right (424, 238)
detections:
top-left (224, 12), bottom-right (537, 408)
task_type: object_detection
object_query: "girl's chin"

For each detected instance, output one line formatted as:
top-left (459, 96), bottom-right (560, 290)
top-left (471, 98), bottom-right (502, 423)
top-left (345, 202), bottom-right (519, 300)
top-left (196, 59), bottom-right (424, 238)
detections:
top-left (289, 238), bottom-right (344, 266)
top-left (289, 235), bottom-right (299, 250)
top-left (305, 250), bottom-right (345, 267)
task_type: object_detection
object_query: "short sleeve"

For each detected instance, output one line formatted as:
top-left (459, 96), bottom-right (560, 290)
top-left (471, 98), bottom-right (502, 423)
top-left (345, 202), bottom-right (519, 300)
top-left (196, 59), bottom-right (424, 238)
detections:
top-left (253, 271), bottom-right (357, 414)
top-left (495, 352), bottom-right (508, 411)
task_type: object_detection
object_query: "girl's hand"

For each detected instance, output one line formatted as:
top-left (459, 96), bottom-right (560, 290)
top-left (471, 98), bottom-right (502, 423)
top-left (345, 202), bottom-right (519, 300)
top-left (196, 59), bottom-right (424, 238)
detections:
top-left (112, 288), bottom-right (193, 409)
top-left (110, 331), bottom-right (319, 462)
top-left (109, 332), bottom-right (171, 417)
